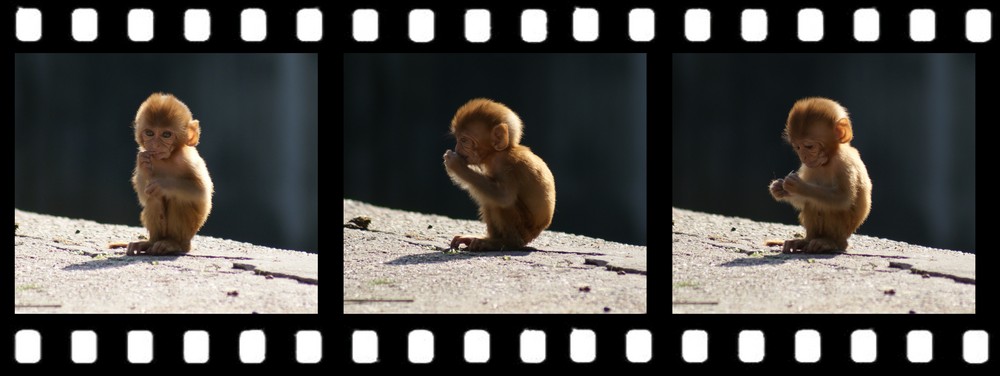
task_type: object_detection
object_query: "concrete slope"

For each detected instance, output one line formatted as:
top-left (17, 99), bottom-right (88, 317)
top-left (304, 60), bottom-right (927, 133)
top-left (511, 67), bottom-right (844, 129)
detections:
top-left (344, 199), bottom-right (647, 314)
top-left (14, 209), bottom-right (317, 314)
top-left (672, 207), bottom-right (974, 314)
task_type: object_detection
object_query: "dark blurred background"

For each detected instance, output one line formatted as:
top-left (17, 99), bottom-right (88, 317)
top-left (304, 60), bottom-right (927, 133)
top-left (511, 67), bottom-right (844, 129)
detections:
top-left (673, 53), bottom-right (975, 252)
top-left (14, 54), bottom-right (318, 253)
top-left (344, 53), bottom-right (647, 246)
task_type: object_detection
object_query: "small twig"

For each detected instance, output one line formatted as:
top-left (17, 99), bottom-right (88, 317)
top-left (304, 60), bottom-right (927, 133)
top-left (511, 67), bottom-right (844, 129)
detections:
top-left (532, 249), bottom-right (606, 256)
top-left (184, 254), bottom-right (254, 260)
top-left (344, 299), bottom-right (415, 303)
top-left (15, 304), bottom-right (62, 308)
top-left (400, 239), bottom-right (452, 251)
top-left (843, 253), bottom-right (910, 259)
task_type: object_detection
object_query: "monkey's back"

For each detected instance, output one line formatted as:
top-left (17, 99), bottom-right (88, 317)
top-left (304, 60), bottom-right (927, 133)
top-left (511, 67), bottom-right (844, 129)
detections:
top-left (512, 145), bottom-right (555, 232)
top-left (479, 145), bottom-right (555, 247)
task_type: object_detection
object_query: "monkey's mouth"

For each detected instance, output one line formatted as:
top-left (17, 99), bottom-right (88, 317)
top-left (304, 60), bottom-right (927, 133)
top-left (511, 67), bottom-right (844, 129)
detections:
top-left (804, 158), bottom-right (827, 168)
top-left (455, 151), bottom-right (474, 163)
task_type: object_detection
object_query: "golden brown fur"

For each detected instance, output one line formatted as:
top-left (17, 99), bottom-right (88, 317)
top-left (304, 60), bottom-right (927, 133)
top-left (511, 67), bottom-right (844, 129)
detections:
top-left (127, 93), bottom-right (213, 255)
top-left (443, 98), bottom-right (555, 251)
top-left (768, 97), bottom-right (871, 253)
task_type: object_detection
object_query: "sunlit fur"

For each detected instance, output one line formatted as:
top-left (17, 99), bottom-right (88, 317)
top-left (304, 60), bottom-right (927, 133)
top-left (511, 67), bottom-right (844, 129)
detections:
top-left (769, 97), bottom-right (871, 253)
top-left (128, 93), bottom-right (213, 255)
top-left (444, 98), bottom-right (555, 251)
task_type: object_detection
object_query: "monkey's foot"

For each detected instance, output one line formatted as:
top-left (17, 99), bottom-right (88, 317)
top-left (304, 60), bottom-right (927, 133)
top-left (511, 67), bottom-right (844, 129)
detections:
top-left (802, 238), bottom-right (844, 253)
top-left (782, 238), bottom-right (844, 253)
top-left (450, 235), bottom-right (479, 250)
top-left (781, 239), bottom-right (807, 253)
top-left (450, 235), bottom-right (524, 252)
top-left (126, 240), bottom-right (189, 256)
top-left (126, 241), bottom-right (152, 255)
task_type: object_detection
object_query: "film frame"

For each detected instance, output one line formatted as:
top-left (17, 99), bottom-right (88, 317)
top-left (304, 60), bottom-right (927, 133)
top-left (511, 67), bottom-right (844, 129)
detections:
top-left (10, 0), bottom-right (993, 369)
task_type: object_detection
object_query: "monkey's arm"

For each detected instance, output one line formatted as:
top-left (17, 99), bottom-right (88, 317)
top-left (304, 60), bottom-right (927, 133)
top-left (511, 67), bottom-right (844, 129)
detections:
top-left (782, 175), bottom-right (852, 208)
top-left (145, 176), bottom-right (209, 201)
top-left (132, 176), bottom-right (149, 206)
top-left (444, 151), bottom-right (516, 207)
top-left (131, 150), bottom-right (160, 205)
top-left (449, 165), bottom-right (517, 207)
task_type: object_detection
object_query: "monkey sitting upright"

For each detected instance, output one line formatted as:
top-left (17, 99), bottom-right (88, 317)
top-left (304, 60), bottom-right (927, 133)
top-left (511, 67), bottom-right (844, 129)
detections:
top-left (128, 93), bottom-right (214, 255)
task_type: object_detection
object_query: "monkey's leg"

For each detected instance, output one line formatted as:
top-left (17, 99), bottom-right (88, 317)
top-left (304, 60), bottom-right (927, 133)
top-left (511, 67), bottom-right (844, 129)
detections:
top-left (471, 237), bottom-right (527, 252)
top-left (147, 239), bottom-right (188, 255)
top-left (451, 235), bottom-right (524, 252)
top-left (802, 238), bottom-right (844, 253)
top-left (467, 238), bottom-right (510, 252)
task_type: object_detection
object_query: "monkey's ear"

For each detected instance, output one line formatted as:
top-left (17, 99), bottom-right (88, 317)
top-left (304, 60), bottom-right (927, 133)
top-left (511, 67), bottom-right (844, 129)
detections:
top-left (492, 123), bottom-right (510, 151)
top-left (835, 118), bottom-right (853, 143)
top-left (186, 120), bottom-right (201, 146)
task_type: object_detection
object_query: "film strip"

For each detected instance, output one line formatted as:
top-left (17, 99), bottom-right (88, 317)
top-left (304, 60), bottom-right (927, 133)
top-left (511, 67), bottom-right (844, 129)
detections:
top-left (10, 0), bottom-right (993, 369)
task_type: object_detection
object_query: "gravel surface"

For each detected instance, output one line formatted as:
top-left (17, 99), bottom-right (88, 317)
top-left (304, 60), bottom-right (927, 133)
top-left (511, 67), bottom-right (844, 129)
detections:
top-left (15, 209), bottom-right (317, 314)
top-left (344, 199), bottom-right (647, 313)
top-left (672, 208), bottom-right (975, 314)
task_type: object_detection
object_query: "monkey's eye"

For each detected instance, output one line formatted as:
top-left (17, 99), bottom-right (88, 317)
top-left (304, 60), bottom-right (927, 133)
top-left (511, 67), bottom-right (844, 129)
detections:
top-left (162, 131), bottom-right (172, 138)
top-left (804, 145), bottom-right (814, 150)
top-left (144, 130), bottom-right (154, 137)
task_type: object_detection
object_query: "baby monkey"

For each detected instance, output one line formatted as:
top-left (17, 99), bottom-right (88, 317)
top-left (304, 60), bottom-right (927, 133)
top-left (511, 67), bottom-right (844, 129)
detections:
top-left (443, 98), bottom-right (556, 251)
top-left (128, 93), bottom-right (213, 255)
top-left (769, 97), bottom-right (872, 253)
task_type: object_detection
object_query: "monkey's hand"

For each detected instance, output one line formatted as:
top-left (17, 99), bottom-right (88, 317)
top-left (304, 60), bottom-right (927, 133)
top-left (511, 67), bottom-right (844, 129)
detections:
top-left (137, 151), bottom-right (155, 172)
top-left (144, 180), bottom-right (163, 197)
top-left (443, 150), bottom-right (469, 171)
top-left (782, 173), bottom-right (803, 194)
top-left (769, 179), bottom-right (789, 199)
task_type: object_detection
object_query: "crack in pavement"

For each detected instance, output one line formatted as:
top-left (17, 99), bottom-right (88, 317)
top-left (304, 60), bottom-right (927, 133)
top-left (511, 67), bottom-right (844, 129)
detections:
top-left (584, 258), bottom-right (647, 275)
top-left (232, 263), bottom-right (318, 285)
top-left (889, 262), bottom-right (975, 285)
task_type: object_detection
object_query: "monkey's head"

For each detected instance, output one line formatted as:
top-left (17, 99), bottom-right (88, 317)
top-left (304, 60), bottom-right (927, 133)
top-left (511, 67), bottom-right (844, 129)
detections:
top-left (134, 93), bottom-right (201, 160)
top-left (450, 98), bottom-right (524, 164)
top-left (783, 97), bottom-right (853, 168)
